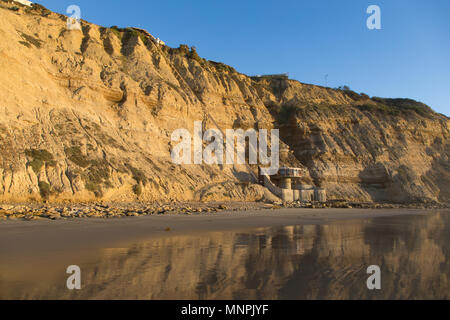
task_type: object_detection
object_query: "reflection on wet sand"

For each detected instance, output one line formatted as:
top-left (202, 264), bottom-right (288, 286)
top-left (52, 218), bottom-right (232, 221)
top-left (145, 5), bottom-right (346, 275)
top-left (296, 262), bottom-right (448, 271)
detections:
top-left (0, 212), bottom-right (448, 299)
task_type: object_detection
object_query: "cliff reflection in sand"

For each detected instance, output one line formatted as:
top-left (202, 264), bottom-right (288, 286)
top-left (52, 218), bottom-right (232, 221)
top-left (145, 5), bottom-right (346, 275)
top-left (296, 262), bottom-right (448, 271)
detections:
top-left (0, 211), bottom-right (448, 299)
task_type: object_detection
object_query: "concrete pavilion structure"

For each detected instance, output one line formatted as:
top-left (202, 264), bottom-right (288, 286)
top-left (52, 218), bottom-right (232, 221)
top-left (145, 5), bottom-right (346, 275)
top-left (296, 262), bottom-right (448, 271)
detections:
top-left (259, 166), bottom-right (326, 203)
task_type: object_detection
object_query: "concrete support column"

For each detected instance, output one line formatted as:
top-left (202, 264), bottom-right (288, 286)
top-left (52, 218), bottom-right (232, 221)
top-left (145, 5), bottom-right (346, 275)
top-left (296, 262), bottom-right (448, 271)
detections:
top-left (315, 188), bottom-right (327, 202)
top-left (281, 189), bottom-right (294, 202)
top-left (280, 178), bottom-right (292, 190)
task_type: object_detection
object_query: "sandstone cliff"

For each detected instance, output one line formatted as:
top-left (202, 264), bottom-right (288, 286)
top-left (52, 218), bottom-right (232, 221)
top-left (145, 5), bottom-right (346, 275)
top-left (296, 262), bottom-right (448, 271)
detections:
top-left (0, 2), bottom-right (448, 203)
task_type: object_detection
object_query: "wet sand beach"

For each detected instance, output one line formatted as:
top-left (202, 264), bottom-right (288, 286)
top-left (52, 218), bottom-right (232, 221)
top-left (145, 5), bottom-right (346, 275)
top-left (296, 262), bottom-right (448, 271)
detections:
top-left (0, 208), bottom-right (448, 299)
top-left (0, 208), bottom-right (442, 256)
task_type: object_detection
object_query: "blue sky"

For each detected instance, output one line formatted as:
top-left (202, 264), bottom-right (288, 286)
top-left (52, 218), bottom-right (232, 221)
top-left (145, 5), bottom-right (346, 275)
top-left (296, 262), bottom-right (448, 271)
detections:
top-left (39, 0), bottom-right (450, 116)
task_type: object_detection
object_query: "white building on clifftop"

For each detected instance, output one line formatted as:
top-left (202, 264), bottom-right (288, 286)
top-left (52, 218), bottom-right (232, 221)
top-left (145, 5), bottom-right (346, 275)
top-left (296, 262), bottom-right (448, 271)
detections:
top-left (14, 0), bottom-right (33, 7)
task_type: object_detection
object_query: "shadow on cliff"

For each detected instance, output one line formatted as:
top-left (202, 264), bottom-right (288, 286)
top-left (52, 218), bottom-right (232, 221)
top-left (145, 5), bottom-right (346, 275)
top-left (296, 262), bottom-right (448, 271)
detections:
top-left (358, 162), bottom-right (430, 203)
top-left (422, 147), bottom-right (450, 203)
top-left (359, 157), bottom-right (449, 204)
top-left (358, 163), bottom-right (392, 202)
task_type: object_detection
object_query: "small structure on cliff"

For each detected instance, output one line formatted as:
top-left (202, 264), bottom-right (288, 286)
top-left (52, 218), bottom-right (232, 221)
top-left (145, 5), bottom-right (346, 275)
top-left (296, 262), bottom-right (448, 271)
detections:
top-left (130, 27), bottom-right (165, 46)
top-left (258, 166), bottom-right (326, 203)
top-left (252, 73), bottom-right (289, 80)
top-left (14, 0), bottom-right (32, 6)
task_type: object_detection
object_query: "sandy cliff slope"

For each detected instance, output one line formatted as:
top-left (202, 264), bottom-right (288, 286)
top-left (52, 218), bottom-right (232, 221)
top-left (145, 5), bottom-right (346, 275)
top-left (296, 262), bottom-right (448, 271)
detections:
top-left (0, 2), bottom-right (448, 203)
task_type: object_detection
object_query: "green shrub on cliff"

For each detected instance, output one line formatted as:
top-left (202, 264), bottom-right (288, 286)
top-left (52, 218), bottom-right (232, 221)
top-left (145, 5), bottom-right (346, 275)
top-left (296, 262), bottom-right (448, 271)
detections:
top-left (25, 149), bottom-right (55, 174)
top-left (372, 97), bottom-right (433, 117)
top-left (28, 158), bottom-right (44, 174)
top-left (208, 60), bottom-right (236, 73)
top-left (133, 184), bottom-right (142, 196)
top-left (110, 26), bottom-right (123, 40)
top-left (38, 181), bottom-right (51, 200)
top-left (277, 104), bottom-right (298, 124)
top-left (336, 86), bottom-right (366, 101)
top-left (126, 165), bottom-right (147, 186)
top-left (357, 103), bottom-right (400, 116)
top-left (188, 47), bottom-right (203, 64)
top-left (65, 146), bottom-right (90, 168)
top-left (82, 160), bottom-right (111, 198)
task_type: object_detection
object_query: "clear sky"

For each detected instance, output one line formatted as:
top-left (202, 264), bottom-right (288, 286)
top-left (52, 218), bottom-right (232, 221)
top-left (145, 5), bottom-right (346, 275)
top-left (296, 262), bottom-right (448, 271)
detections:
top-left (38, 0), bottom-right (450, 116)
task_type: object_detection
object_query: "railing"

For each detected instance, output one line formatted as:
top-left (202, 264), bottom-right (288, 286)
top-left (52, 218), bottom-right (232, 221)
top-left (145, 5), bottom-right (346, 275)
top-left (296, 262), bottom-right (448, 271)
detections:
top-left (277, 167), bottom-right (304, 177)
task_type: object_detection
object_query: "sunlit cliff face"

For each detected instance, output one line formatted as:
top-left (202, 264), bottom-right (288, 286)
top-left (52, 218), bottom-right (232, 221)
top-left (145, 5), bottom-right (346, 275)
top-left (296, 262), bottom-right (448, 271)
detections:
top-left (0, 3), bottom-right (448, 203)
top-left (0, 212), bottom-right (448, 299)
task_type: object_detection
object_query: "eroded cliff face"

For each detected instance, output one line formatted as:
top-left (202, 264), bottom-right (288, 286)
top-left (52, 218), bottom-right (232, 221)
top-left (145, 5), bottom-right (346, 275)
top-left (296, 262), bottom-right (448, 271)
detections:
top-left (267, 93), bottom-right (450, 203)
top-left (0, 2), bottom-right (448, 203)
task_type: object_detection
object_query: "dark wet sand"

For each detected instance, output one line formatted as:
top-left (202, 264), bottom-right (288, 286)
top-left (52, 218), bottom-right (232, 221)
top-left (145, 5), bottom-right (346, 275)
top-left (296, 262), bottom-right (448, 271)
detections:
top-left (1, 208), bottom-right (449, 299)
top-left (0, 208), bottom-right (444, 257)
